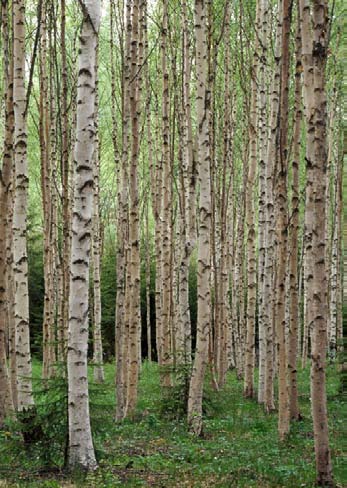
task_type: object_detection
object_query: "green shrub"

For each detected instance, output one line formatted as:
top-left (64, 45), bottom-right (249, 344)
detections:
top-left (158, 363), bottom-right (191, 420)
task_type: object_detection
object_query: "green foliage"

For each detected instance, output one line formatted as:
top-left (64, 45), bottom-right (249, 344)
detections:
top-left (159, 363), bottom-right (192, 420)
top-left (0, 361), bottom-right (115, 483)
top-left (0, 364), bottom-right (68, 471)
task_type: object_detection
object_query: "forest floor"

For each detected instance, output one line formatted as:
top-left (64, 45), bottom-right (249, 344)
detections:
top-left (0, 361), bottom-right (344, 488)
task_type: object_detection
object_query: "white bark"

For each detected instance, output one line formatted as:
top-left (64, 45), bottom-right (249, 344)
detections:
top-left (92, 42), bottom-right (104, 384)
top-left (187, 0), bottom-right (211, 436)
top-left (67, 0), bottom-right (100, 470)
top-left (257, 0), bottom-right (269, 404)
top-left (0, 0), bottom-right (14, 423)
top-left (13, 0), bottom-right (34, 412)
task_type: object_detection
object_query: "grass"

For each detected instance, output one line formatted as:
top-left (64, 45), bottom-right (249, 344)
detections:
top-left (0, 360), bottom-right (344, 487)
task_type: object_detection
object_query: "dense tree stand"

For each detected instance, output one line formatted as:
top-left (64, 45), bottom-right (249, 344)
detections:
top-left (0, 0), bottom-right (342, 486)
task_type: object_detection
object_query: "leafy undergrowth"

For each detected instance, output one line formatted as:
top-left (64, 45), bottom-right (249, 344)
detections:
top-left (0, 361), bottom-right (344, 487)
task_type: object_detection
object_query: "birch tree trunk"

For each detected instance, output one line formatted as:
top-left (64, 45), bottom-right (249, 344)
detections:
top-left (160, 0), bottom-right (173, 386)
top-left (334, 153), bottom-right (343, 353)
top-left (153, 97), bottom-right (163, 364)
top-left (0, 0), bottom-right (14, 424)
top-left (187, 0), bottom-right (211, 436)
top-left (329, 153), bottom-right (342, 355)
top-left (126, 0), bottom-right (141, 415)
top-left (327, 80), bottom-right (342, 358)
top-left (92, 43), bottom-right (104, 383)
top-left (145, 199), bottom-right (152, 362)
top-left (275, 0), bottom-right (292, 439)
top-left (263, 2), bottom-right (282, 414)
top-left (257, 0), bottom-right (269, 404)
top-left (300, 0), bottom-right (333, 484)
top-left (61, 0), bottom-right (71, 359)
top-left (301, 0), bottom-right (315, 372)
top-left (244, 0), bottom-right (260, 399)
top-left (40, 0), bottom-right (55, 380)
top-left (288, 5), bottom-right (302, 420)
top-left (67, 0), bottom-right (100, 470)
top-left (48, 20), bottom-right (58, 377)
top-left (154, 127), bottom-right (163, 366)
top-left (144, 7), bottom-right (153, 364)
top-left (114, 0), bottom-right (131, 421)
top-left (13, 0), bottom-right (34, 411)
top-left (232, 149), bottom-right (247, 379)
top-left (7, 147), bottom-right (17, 409)
top-left (215, 3), bottom-right (232, 388)
top-left (177, 0), bottom-right (195, 366)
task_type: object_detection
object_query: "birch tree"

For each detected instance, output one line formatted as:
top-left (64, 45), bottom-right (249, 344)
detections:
top-left (0, 0), bottom-right (14, 424)
top-left (92, 42), bottom-right (104, 383)
top-left (300, 0), bottom-right (333, 484)
top-left (274, 0), bottom-right (291, 440)
top-left (288, 4), bottom-right (302, 421)
top-left (114, 0), bottom-right (130, 421)
top-left (187, 0), bottom-right (211, 436)
top-left (263, 2), bottom-right (282, 414)
top-left (67, 0), bottom-right (100, 471)
top-left (126, 0), bottom-right (142, 415)
top-left (40, 0), bottom-right (56, 380)
top-left (244, 0), bottom-right (260, 399)
top-left (159, 0), bottom-right (173, 386)
top-left (257, 0), bottom-right (269, 404)
top-left (60, 0), bottom-right (72, 359)
top-left (177, 0), bottom-right (195, 366)
top-left (13, 0), bottom-right (34, 411)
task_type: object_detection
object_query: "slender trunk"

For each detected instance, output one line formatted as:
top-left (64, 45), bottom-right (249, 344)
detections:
top-left (144, 3), bottom-right (153, 365)
top-left (145, 200), bottom-right (152, 362)
top-left (300, 0), bottom-right (333, 484)
top-left (215, 3), bottom-right (232, 388)
top-left (288, 6), bottom-right (302, 420)
top-left (92, 42), bottom-right (104, 384)
top-left (327, 79), bottom-right (341, 358)
top-left (177, 0), bottom-right (195, 366)
top-left (301, 0), bottom-right (315, 372)
top-left (335, 154), bottom-right (343, 353)
top-left (137, 0), bottom-right (146, 370)
top-left (7, 191), bottom-right (17, 409)
top-left (13, 0), bottom-right (34, 411)
top-left (160, 0), bottom-right (172, 386)
top-left (67, 0), bottom-right (100, 470)
top-left (0, 0), bottom-right (14, 424)
top-left (40, 0), bottom-right (54, 380)
top-left (263, 2), bottom-right (282, 414)
top-left (154, 150), bottom-right (163, 365)
top-left (60, 0), bottom-right (71, 361)
top-left (232, 150), bottom-right (247, 379)
top-left (275, 0), bottom-right (292, 439)
top-left (187, 0), bottom-right (211, 436)
top-left (48, 15), bottom-right (57, 377)
top-left (243, 1), bottom-right (260, 399)
top-left (115, 0), bottom-right (131, 421)
top-left (225, 94), bottom-right (236, 371)
top-left (126, 0), bottom-right (141, 415)
top-left (297, 234), bottom-right (305, 360)
top-left (257, 0), bottom-right (269, 404)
